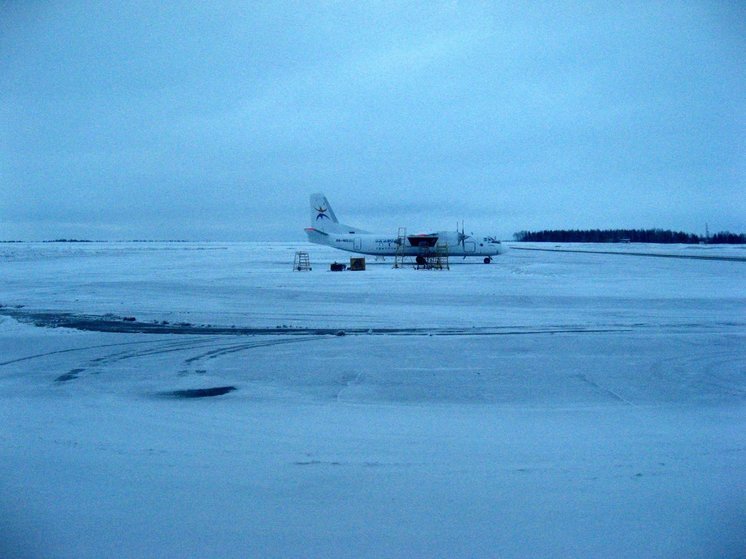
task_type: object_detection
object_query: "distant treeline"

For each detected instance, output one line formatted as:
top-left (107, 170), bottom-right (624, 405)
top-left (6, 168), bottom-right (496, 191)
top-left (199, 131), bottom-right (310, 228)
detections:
top-left (45, 239), bottom-right (94, 243)
top-left (513, 229), bottom-right (746, 244)
top-left (0, 239), bottom-right (196, 243)
top-left (0, 239), bottom-right (96, 243)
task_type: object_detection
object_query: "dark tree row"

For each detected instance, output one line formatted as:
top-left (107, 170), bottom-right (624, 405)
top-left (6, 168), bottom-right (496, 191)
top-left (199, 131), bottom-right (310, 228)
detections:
top-left (513, 229), bottom-right (746, 244)
top-left (708, 231), bottom-right (746, 244)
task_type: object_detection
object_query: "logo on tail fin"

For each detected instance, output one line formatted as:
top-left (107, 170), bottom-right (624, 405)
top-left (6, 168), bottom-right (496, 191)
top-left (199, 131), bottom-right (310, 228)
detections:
top-left (315, 206), bottom-right (330, 221)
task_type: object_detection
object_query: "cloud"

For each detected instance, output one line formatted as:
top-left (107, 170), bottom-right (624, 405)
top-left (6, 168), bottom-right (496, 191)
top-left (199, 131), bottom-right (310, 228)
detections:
top-left (1, 1), bottom-right (744, 240)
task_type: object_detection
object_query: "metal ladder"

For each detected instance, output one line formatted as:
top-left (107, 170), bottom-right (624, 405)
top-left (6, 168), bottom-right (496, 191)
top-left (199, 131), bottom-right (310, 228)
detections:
top-left (393, 227), bottom-right (408, 268)
top-left (432, 242), bottom-right (450, 270)
top-left (293, 251), bottom-right (311, 271)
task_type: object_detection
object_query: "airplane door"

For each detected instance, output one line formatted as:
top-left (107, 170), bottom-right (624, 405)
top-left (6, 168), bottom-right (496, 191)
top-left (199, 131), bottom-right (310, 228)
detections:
top-left (464, 240), bottom-right (476, 253)
top-left (353, 238), bottom-right (362, 251)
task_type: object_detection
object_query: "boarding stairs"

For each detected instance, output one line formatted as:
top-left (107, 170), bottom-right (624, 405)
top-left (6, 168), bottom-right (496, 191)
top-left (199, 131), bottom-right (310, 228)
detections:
top-left (393, 227), bottom-right (409, 269)
top-left (293, 251), bottom-right (311, 271)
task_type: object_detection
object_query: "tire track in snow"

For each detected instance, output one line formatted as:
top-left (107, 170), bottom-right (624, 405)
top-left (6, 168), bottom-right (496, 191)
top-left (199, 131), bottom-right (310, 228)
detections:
top-left (511, 246), bottom-right (746, 262)
top-left (182, 336), bottom-right (327, 365)
top-left (646, 340), bottom-right (746, 400)
top-left (575, 373), bottom-right (640, 407)
top-left (33, 336), bottom-right (329, 384)
top-left (51, 337), bottom-right (229, 382)
top-left (0, 338), bottom-right (181, 367)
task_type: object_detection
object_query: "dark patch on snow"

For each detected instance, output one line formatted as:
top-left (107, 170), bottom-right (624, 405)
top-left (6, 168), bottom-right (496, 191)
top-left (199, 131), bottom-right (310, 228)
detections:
top-left (0, 307), bottom-right (637, 338)
top-left (160, 386), bottom-right (236, 398)
top-left (55, 368), bottom-right (84, 382)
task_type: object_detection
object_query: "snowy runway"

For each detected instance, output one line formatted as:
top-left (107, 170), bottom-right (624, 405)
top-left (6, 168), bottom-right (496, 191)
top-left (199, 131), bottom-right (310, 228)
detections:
top-left (1, 242), bottom-right (744, 558)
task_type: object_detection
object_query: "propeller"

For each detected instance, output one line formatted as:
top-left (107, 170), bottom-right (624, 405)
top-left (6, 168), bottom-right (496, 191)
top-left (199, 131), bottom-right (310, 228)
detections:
top-left (457, 220), bottom-right (467, 249)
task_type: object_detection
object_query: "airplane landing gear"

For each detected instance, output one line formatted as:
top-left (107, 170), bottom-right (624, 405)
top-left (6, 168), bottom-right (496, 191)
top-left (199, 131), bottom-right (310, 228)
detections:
top-left (484, 257), bottom-right (492, 264)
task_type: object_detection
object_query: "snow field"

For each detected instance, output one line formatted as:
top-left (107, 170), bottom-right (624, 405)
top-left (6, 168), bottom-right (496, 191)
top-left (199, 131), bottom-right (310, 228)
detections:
top-left (0, 242), bottom-right (744, 558)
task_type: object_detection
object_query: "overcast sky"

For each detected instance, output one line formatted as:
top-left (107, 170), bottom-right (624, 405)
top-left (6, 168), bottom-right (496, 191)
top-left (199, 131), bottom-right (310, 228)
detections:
top-left (1, 1), bottom-right (744, 240)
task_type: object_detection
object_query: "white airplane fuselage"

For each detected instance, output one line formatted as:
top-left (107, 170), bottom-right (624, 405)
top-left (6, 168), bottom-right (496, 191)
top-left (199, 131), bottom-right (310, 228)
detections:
top-left (304, 194), bottom-right (507, 262)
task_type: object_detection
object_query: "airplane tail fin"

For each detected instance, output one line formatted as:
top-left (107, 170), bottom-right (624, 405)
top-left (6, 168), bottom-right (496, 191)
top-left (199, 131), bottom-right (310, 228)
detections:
top-left (310, 193), bottom-right (339, 231)
top-left (308, 193), bottom-right (370, 235)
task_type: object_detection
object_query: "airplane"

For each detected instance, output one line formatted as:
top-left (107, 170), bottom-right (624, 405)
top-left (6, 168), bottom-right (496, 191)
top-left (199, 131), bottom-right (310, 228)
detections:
top-left (304, 193), bottom-right (507, 264)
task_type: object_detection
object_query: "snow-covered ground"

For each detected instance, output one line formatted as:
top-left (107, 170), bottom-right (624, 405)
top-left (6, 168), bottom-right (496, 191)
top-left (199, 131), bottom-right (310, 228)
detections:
top-left (1, 242), bottom-right (744, 558)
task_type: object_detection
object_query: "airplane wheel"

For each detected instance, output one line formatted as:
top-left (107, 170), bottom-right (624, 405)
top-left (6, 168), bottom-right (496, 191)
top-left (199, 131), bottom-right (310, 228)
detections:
top-left (416, 255), bottom-right (426, 265)
top-left (484, 257), bottom-right (492, 264)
